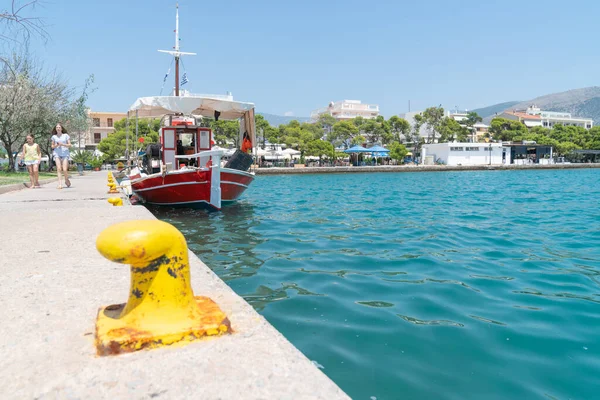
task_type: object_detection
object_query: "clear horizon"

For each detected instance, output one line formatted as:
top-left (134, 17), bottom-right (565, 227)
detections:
top-left (20, 0), bottom-right (600, 118)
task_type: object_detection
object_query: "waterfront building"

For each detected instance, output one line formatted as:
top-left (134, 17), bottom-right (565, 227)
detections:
top-left (422, 141), bottom-right (554, 166)
top-left (500, 105), bottom-right (593, 129)
top-left (498, 110), bottom-right (543, 128)
top-left (505, 142), bottom-right (554, 165)
top-left (311, 100), bottom-right (379, 121)
top-left (422, 142), bottom-right (507, 166)
top-left (525, 105), bottom-right (593, 129)
top-left (84, 111), bottom-right (127, 149)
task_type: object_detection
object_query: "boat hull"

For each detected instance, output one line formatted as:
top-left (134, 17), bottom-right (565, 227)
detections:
top-left (130, 167), bottom-right (254, 208)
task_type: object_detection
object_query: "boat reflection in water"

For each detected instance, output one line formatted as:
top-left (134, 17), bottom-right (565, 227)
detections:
top-left (147, 202), bottom-right (265, 282)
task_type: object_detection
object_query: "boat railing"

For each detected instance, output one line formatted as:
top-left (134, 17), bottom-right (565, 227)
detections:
top-left (174, 149), bottom-right (222, 209)
top-left (175, 149), bottom-right (224, 168)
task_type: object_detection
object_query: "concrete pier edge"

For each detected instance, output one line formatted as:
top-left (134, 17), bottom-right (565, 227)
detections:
top-left (0, 172), bottom-right (350, 400)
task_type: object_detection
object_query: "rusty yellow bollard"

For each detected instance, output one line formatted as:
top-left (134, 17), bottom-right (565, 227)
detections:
top-left (107, 183), bottom-right (119, 194)
top-left (94, 220), bottom-right (231, 356)
top-left (107, 197), bottom-right (123, 206)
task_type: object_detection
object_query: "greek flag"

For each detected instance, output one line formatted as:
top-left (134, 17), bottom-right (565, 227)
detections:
top-left (181, 73), bottom-right (188, 86)
top-left (163, 67), bottom-right (170, 82)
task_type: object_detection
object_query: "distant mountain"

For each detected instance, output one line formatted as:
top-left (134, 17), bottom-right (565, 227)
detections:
top-left (258, 113), bottom-right (311, 127)
top-left (477, 87), bottom-right (600, 124)
top-left (471, 101), bottom-right (520, 118)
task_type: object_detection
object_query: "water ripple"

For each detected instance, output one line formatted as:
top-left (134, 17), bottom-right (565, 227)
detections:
top-left (151, 169), bottom-right (600, 400)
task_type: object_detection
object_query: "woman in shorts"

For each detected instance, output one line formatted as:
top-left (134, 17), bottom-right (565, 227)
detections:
top-left (22, 134), bottom-right (41, 188)
top-left (51, 123), bottom-right (72, 189)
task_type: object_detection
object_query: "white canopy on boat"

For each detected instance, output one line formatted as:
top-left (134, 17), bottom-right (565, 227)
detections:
top-left (128, 95), bottom-right (256, 151)
top-left (128, 95), bottom-right (254, 120)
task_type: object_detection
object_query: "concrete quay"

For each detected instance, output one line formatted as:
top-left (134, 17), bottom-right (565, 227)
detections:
top-left (255, 162), bottom-right (600, 175)
top-left (0, 172), bottom-right (349, 400)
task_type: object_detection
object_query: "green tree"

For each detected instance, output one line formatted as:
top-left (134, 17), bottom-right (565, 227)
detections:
top-left (0, 50), bottom-right (72, 170)
top-left (465, 111), bottom-right (483, 127)
top-left (362, 119), bottom-right (386, 145)
top-left (98, 118), bottom-right (159, 160)
top-left (555, 141), bottom-right (581, 156)
top-left (211, 119), bottom-right (240, 147)
top-left (255, 114), bottom-right (271, 148)
top-left (388, 116), bottom-right (411, 143)
top-left (317, 114), bottom-right (337, 139)
top-left (279, 122), bottom-right (316, 158)
top-left (405, 113), bottom-right (425, 162)
top-left (351, 135), bottom-right (366, 145)
top-left (306, 139), bottom-right (334, 163)
top-left (330, 120), bottom-right (358, 148)
top-left (388, 141), bottom-right (408, 163)
top-left (422, 106), bottom-right (445, 143)
top-left (352, 116), bottom-right (366, 129)
top-left (438, 117), bottom-right (469, 143)
top-left (489, 117), bottom-right (528, 141)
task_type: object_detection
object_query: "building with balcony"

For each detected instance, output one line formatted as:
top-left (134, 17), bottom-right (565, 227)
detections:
top-left (311, 100), bottom-right (379, 121)
top-left (526, 106), bottom-right (593, 129)
top-left (85, 111), bottom-right (127, 149)
top-left (500, 105), bottom-right (593, 130)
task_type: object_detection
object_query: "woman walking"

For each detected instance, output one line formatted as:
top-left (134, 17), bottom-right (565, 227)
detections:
top-left (51, 123), bottom-right (71, 189)
top-left (23, 134), bottom-right (41, 188)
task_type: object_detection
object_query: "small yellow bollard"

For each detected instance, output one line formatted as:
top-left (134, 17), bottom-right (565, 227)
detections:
top-left (107, 197), bottom-right (123, 206)
top-left (94, 220), bottom-right (231, 356)
top-left (107, 183), bottom-right (119, 194)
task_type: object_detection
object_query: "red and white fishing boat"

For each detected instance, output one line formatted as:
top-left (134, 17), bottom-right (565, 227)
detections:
top-left (125, 5), bottom-right (256, 210)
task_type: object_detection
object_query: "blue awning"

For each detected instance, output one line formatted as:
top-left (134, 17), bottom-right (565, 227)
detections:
top-left (366, 145), bottom-right (390, 153)
top-left (343, 145), bottom-right (370, 154)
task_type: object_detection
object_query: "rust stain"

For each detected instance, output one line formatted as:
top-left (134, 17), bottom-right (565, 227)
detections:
top-left (130, 245), bottom-right (146, 258)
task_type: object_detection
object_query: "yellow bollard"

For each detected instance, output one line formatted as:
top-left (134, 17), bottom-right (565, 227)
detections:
top-left (107, 183), bottom-right (119, 194)
top-left (107, 197), bottom-right (123, 206)
top-left (94, 220), bottom-right (231, 356)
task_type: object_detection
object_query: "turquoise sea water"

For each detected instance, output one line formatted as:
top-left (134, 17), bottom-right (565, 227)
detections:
top-left (149, 169), bottom-right (600, 400)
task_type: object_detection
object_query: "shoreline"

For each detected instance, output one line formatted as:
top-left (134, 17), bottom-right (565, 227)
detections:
top-left (254, 163), bottom-right (600, 175)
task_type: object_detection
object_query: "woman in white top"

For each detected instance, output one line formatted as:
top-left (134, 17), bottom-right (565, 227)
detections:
top-left (51, 123), bottom-right (72, 189)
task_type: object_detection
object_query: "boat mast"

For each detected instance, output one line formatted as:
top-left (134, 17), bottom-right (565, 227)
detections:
top-left (158, 3), bottom-right (195, 97)
top-left (174, 4), bottom-right (180, 96)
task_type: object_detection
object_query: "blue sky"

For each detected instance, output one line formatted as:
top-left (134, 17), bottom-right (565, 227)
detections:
top-left (24, 0), bottom-right (600, 118)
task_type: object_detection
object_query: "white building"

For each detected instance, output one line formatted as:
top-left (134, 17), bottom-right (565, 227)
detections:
top-left (525, 106), bottom-right (593, 129)
top-left (311, 100), bottom-right (379, 121)
top-left (501, 105), bottom-right (593, 130)
top-left (85, 110), bottom-right (127, 149)
top-left (422, 142), bottom-right (509, 166)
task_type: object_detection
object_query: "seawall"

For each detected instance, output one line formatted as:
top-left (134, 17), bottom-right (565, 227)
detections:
top-left (255, 163), bottom-right (600, 175)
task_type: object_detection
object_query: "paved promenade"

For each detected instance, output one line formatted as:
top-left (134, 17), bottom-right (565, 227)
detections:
top-left (0, 172), bottom-right (349, 400)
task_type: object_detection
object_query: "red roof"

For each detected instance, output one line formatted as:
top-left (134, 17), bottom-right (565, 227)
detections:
top-left (504, 111), bottom-right (541, 120)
